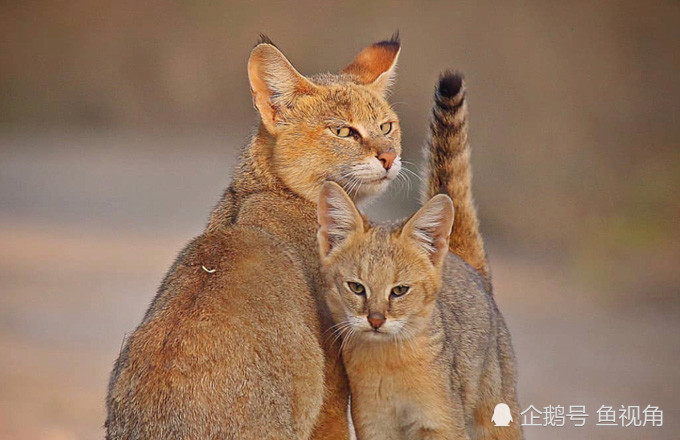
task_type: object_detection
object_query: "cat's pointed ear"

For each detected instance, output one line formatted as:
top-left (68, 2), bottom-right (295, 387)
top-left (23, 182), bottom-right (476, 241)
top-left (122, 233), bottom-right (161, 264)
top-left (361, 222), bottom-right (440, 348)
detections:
top-left (341, 33), bottom-right (400, 96)
top-left (248, 37), bottom-right (318, 134)
top-left (401, 194), bottom-right (454, 267)
top-left (317, 182), bottom-right (365, 259)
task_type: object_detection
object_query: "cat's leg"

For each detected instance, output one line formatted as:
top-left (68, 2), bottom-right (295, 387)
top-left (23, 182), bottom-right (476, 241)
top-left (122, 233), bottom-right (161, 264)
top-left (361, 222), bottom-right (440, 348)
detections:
top-left (415, 427), bottom-right (468, 440)
top-left (403, 414), bottom-right (469, 440)
top-left (310, 353), bottom-right (351, 439)
top-left (470, 326), bottom-right (523, 440)
top-left (310, 312), bottom-right (353, 440)
top-left (472, 403), bottom-right (523, 440)
top-left (354, 422), bottom-right (400, 440)
top-left (472, 400), bottom-right (522, 440)
top-left (406, 392), bottom-right (470, 440)
top-left (490, 318), bottom-right (524, 440)
top-left (350, 396), bottom-right (401, 440)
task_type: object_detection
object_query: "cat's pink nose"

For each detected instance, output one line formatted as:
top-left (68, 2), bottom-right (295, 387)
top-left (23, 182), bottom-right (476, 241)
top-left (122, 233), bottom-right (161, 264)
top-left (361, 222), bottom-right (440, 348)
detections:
top-left (377, 152), bottom-right (396, 170)
top-left (368, 312), bottom-right (386, 330)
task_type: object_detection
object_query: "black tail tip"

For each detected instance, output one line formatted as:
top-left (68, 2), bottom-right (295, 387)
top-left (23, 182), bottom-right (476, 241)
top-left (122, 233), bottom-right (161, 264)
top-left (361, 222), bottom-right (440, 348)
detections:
top-left (437, 71), bottom-right (465, 99)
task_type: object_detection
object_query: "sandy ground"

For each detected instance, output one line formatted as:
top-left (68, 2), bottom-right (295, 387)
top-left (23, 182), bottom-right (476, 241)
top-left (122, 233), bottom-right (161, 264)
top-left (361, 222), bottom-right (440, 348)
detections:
top-left (1, 132), bottom-right (678, 439)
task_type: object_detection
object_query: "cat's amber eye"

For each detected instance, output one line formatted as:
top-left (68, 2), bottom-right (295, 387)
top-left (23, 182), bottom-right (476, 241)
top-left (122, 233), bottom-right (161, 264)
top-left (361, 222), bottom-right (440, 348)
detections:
top-left (347, 281), bottom-right (366, 295)
top-left (380, 122), bottom-right (393, 135)
top-left (391, 285), bottom-right (410, 297)
top-left (332, 126), bottom-right (352, 138)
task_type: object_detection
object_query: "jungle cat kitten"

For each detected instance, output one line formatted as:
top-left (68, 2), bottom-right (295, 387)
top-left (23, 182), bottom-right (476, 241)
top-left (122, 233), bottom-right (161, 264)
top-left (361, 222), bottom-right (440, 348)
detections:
top-left (106, 36), bottom-right (403, 439)
top-left (317, 75), bottom-right (522, 440)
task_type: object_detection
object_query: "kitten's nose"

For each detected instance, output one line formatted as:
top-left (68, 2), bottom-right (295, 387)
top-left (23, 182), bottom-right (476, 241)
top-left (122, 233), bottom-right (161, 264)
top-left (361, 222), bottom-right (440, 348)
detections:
top-left (377, 152), bottom-right (396, 170)
top-left (367, 312), bottom-right (386, 330)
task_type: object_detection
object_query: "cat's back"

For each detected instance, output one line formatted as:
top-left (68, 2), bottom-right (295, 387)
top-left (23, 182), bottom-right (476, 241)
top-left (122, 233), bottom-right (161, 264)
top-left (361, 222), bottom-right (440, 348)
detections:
top-left (440, 252), bottom-right (491, 308)
top-left (437, 253), bottom-right (495, 342)
top-left (133, 222), bottom-right (316, 334)
top-left (106, 224), bottom-right (325, 438)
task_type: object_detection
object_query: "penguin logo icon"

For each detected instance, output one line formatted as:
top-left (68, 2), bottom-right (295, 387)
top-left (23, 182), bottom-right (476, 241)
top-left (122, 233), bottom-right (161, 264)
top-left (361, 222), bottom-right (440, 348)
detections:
top-left (491, 403), bottom-right (513, 427)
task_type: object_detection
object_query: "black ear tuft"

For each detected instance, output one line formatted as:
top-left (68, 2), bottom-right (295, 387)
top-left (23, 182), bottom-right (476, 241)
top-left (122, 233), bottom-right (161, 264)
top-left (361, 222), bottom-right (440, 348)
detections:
top-left (256, 34), bottom-right (277, 48)
top-left (437, 71), bottom-right (464, 99)
top-left (376, 30), bottom-right (401, 50)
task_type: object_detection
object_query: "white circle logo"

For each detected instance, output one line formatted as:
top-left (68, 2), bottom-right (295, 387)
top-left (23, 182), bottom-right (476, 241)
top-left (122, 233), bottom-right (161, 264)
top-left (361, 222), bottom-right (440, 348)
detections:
top-left (492, 403), bottom-right (513, 427)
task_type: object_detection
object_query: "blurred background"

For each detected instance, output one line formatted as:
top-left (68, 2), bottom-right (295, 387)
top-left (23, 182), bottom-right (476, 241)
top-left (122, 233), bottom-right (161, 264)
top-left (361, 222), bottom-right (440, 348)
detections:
top-left (1, 1), bottom-right (678, 438)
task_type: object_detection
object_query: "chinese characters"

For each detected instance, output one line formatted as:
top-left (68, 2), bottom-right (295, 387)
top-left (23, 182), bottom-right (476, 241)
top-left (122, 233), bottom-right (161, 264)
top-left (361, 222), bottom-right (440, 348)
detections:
top-left (519, 404), bottom-right (662, 428)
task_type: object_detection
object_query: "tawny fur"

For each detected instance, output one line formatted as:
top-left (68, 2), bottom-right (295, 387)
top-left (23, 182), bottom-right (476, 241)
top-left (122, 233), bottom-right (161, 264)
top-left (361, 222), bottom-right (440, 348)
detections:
top-left (422, 73), bottom-right (490, 291)
top-left (318, 76), bottom-right (523, 438)
top-left (106, 36), bottom-right (403, 439)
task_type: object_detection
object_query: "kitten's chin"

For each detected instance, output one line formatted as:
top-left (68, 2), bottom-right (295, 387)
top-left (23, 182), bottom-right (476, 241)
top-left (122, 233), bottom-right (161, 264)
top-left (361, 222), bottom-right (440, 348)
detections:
top-left (355, 319), bottom-right (406, 339)
top-left (355, 328), bottom-right (407, 343)
top-left (363, 331), bottom-right (391, 340)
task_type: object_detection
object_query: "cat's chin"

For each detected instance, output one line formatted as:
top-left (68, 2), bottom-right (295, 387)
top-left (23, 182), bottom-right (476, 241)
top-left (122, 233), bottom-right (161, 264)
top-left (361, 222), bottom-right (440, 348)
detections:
top-left (348, 177), bottom-right (393, 204)
top-left (356, 329), bottom-right (412, 344)
top-left (359, 323), bottom-right (404, 338)
top-left (358, 329), bottom-right (393, 340)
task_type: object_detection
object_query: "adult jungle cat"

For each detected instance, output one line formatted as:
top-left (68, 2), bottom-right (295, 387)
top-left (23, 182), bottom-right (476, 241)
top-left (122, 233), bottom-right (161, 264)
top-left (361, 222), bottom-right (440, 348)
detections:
top-left (105, 35), bottom-right (403, 439)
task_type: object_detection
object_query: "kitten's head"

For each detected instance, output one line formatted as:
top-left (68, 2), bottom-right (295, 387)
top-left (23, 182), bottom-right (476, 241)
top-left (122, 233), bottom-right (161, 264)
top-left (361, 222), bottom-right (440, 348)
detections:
top-left (248, 35), bottom-right (402, 204)
top-left (317, 182), bottom-right (454, 343)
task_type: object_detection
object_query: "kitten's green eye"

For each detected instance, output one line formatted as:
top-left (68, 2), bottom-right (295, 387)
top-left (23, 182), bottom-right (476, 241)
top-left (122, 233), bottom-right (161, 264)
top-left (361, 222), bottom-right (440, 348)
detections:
top-left (332, 126), bottom-right (352, 138)
top-left (391, 285), bottom-right (409, 297)
top-left (380, 122), bottom-right (393, 135)
top-left (347, 281), bottom-right (366, 295)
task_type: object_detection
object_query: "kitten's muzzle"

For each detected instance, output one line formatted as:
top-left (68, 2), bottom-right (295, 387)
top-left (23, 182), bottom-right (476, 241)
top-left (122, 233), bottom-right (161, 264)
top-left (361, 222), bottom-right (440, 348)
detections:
top-left (367, 312), bottom-right (386, 330)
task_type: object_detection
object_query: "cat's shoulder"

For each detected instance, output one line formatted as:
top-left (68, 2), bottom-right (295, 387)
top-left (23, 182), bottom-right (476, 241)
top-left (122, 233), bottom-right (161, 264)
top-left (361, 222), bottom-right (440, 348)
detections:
top-left (438, 252), bottom-right (492, 315)
top-left (441, 252), bottom-right (488, 293)
top-left (236, 191), bottom-right (318, 243)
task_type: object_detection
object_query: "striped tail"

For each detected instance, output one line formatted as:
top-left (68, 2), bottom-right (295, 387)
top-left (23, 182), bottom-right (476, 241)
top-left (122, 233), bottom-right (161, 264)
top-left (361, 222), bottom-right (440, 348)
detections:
top-left (422, 72), bottom-right (490, 290)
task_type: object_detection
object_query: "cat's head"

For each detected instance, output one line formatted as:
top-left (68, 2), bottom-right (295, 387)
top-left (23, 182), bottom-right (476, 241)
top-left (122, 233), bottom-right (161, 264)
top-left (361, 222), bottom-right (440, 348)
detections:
top-left (248, 35), bottom-right (402, 204)
top-left (317, 182), bottom-right (454, 343)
